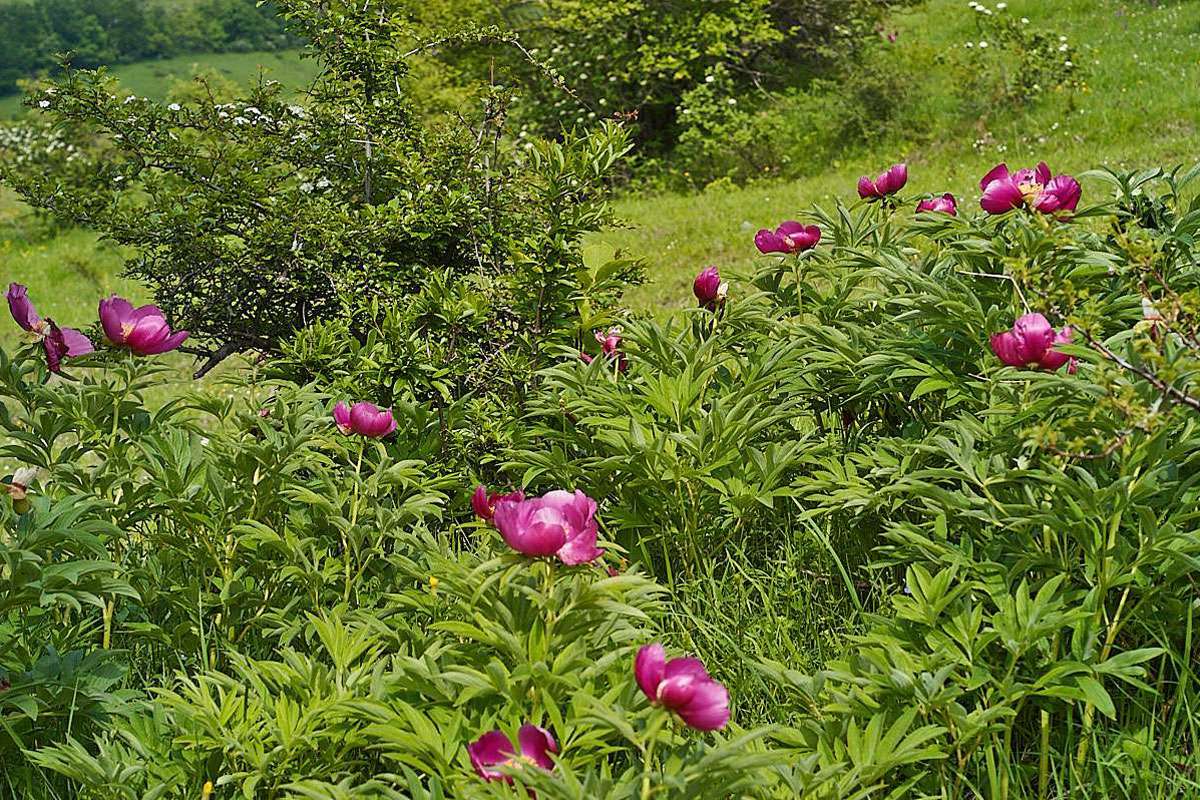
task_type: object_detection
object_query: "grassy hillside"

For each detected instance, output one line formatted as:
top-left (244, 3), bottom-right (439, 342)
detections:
top-left (596, 0), bottom-right (1200, 308)
top-left (0, 49), bottom-right (317, 118)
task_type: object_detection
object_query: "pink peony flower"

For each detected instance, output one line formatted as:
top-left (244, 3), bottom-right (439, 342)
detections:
top-left (472, 484), bottom-right (525, 522)
top-left (98, 295), bottom-right (188, 356)
top-left (858, 163), bottom-right (908, 200)
top-left (491, 489), bottom-right (604, 565)
top-left (754, 221), bottom-right (821, 255)
top-left (468, 724), bottom-right (557, 783)
top-left (989, 313), bottom-right (1076, 372)
top-left (635, 643), bottom-right (729, 731)
top-left (692, 266), bottom-right (728, 309)
top-left (916, 193), bottom-right (958, 216)
top-left (979, 162), bottom-right (1081, 216)
top-left (585, 328), bottom-right (628, 372)
top-left (332, 401), bottom-right (397, 438)
top-left (7, 283), bottom-right (93, 372)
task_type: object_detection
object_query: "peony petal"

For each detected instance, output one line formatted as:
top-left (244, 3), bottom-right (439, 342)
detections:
top-left (7, 284), bottom-right (40, 331)
top-left (1035, 175), bottom-right (1081, 214)
top-left (980, 163), bottom-right (1010, 191)
top-left (517, 724), bottom-right (557, 771)
top-left (468, 730), bottom-right (516, 782)
top-left (754, 230), bottom-right (784, 254)
top-left (857, 176), bottom-right (877, 199)
top-left (664, 656), bottom-right (711, 683)
top-left (1038, 327), bottom-right (1073, 370)
top-left (99, 295), bottom-right (135, 343)
top-left (990, 331), bottom-right (1024, 367)
top-left (677, 680), bottom-right (730, 731)
top-left (657, 674), bottom-right (698, 710)
top-left (1011, 313), bottom-right (1055, 363)
top-left (333, 402), bottom-right (352, 430)
top-left (472, 485), bottom-right (494, 520)
top-left (59, 328), bottom-right (94, 357)
top-left (693, 266), bottom-right (722, 305)
top-left (635, 643), bottom-right (666, 701)
top-left (1035, 161), bottom-right (1052, 186)
top-left (882, 163), bottom-right (907, 194)
top-left (557, 521), bottom-right (603, 565)
top-left (134, 328), bottom-right (189, 355)
top-left (980, 178), bottom-right (1024, 214)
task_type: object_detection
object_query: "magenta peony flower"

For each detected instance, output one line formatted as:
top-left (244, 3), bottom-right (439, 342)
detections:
top-left (468, 724), bottom-right (557, 783)
top-left (491, 489), bottom-right (604, 565)
top-left (472, 484), bottom-right (525, 522)
top-left (98, 295), bottom-right (188, 356)
top-left (7, 283), bottom-right (93, 372)
top-left (857, 163), bottom-right (908, 200)
top-left (989, 313), bottom-right (1076, 372)
top-left (7, 283), bottom-right (41, 333)
top-left (635, 643), bottom-right (729, 731)
top-left (332, 401), bottom-right (397, 438)
top-left (693, 266), bottom-right (728, 309)
top-left (916, 193), bottom-right (958, 216)
top-left (754, 221), bottom-right (821, 255)
top-left (979, 162), bottom-right (1081, 216)
top-left (586, 328), bottom-right (628, 372)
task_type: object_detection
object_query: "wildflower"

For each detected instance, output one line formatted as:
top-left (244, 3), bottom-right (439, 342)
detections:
top-left (332, 401), bottom-right (397, 438)
top-left (472, 485), bottom-right (525, 521)
top-left (428, 576), bottom-right (439, 594)
top-left (979, 162), bottom-right (1081, 215)
top-left (754, 221), bottom-right (821, 254)
top-left (468, 725), bottom-right (557, 783)
top-left (693, 266), bottom-right (728, 309)
top-left (989, 313), bottom-right (1076, 372)
top-left (491, 490), bottom-right (604, 565)
top-left (585, 328), bottom-right (628, 372)
top-left (634, 643), bottom-right (730, 731)
top-left (857, 163), bottom-right (908, 201)
top-left (916, 193), bottom-right (958, 215)
top-left (99, 295), bottom-right (189, 355)
top-left (7, 283), bottom-right (93, 372)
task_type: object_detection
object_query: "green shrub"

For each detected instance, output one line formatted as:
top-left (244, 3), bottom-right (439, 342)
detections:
top-left (2, 0), bottom-right (639, 479)
top-left (418, 0), bottom-right (915, 160)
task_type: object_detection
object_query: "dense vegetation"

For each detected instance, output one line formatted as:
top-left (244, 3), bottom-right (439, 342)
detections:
top-left (0, 0), bottom-right (294, 96)
top-left (5, 0), bottom-right (1200, 797)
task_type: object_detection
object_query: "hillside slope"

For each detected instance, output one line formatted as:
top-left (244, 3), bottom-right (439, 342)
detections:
top-left (595, 0), bottom-right (1200, 308)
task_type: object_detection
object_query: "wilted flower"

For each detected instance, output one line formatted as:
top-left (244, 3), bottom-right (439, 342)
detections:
top-left (472, 485), bottom-right (525, 521)
top-left (468, 724), bottom-right (557, 783)
top-left (99, 295), bottom-right (189, 356)
top-left (979, 162), bottom-right (1081, 215)
top-left (491, 489), bottom-right (604, 565)
top-left (755, 221), bottom-right (821, 255)
top-left (635, 643), bottom-right (729, 731)
top-left (332, 401), bottom-right (397, 438)
top-left (693, 266), bottom-right (728, 309)
top-left (857, 163), bottom-right (908, 200)
top-left (989, 313), bottom-right (1076, 372)
top-left (7, 283), bottom-right (93, 372)
top-left (5, 466), bottom-right (38, 513)
top-left (916, 193), bottom-right (958, 215)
